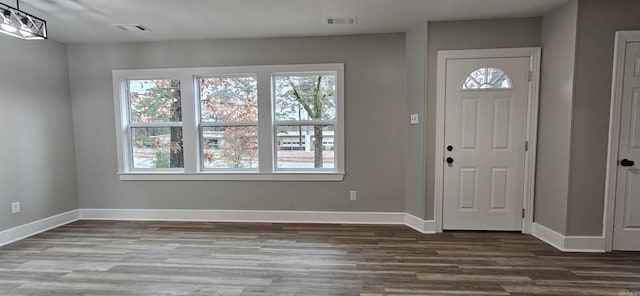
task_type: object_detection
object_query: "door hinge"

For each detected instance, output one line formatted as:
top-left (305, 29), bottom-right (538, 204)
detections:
top-left (528, 71), bottom-right (532, 81)
top-left (525, 141), bottom-right (529, 151)
top-left (522, 208), bottom-right (526, 218)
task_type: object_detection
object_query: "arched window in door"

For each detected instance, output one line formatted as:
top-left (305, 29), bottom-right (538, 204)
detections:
top-left (462, 67), bottom-right (513, 90)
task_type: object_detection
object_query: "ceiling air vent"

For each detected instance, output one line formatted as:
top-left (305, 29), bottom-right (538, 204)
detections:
top-left (325, 17), bottom-right (357, 25)
top-left (112, 24), bottom-right (152, 32)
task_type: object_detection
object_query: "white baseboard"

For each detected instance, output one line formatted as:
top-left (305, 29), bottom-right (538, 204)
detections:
top-left (0, 209), bottom-right (79, 247)
top-left (79, 208), bottom-right (410, 225)
top-left (531, 222), bottom-right (565, 249)
top-left (404, 214), bottom-right (436, 234)
top-left (531, 222), bottom-right (605, 252)
top-left (564, 236), bottom-right (606, 252)
top-left (0, 210), bottom-right (605, 253)
top-left (81, 208), bottom-right (437, 233)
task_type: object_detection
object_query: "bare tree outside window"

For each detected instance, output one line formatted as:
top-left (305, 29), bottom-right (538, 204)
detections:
top-left (274, 74), bottom-right (336, 168)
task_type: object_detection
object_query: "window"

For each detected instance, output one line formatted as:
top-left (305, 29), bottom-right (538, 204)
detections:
top-left (113, 64), bottom-right (344, 181)
top-left (273, 73), bottom-right (336, 169)
top-left (462, 67), bottom-right (512, 90)
top-left (127, 79), bottom-right (184, 170)
top-left (199, 75), bottom-right (258, 170)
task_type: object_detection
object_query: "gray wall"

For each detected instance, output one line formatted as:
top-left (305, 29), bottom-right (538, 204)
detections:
top-left (67, 34), bottom-right (407, 212)
top-left (535, 1), bottom-right (578, 234)
top-left (405, 23), bottom-right (428, 219)
top-left (425, 18), bottom-right (543, 219)
top-left (0, 35), bottom-right (78, 232)
top-left (8, 1), bottom-right (632, 238)
top-left (567, 0), bottom-right (640, 236)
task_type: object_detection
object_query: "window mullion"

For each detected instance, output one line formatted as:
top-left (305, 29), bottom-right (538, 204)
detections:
top-left (180, 74), bottom-right (198, 173)
top-left (130, 122), bottom-right (182, 128)
top-left (274, 120), bottom-right (336, 126)
top-left (201, 121), bottom-right (258, 127)
top-left (257, 69), bottom-right (273, 173)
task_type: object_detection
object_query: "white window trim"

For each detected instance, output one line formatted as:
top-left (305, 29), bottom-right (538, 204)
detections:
top-left (112, 64), bottom-right (345, 181)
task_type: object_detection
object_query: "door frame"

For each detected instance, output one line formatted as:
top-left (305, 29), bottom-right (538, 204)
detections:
top-left (434, 47), bottom-right (541, 233)
top-left (604, 31), bottom-right (640, 251)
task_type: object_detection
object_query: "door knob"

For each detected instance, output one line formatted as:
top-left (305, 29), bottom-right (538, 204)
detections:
top-left (446, 157), bottom-right (454, 164)
top-left (620, 159), bottom-right (635, 167)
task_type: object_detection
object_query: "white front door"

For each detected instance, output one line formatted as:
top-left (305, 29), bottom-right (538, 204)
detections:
top-left (442, 57), bottom-right (531, 230)
top-left (613, 41), bottom-right (640, 251)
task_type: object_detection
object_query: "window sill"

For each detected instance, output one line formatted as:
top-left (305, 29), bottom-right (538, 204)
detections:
top-left (117, 172), bottom-right (345, 181)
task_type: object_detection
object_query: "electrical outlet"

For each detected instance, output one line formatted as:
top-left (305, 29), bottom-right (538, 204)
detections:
top-left (350, 190), bottom-right (357, 201)
top-left (11, 202), bottom-right (21, 214)
top-left (410, 113), bottom-right (419, 125)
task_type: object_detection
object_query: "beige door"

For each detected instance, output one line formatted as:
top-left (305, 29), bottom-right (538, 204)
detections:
top-left (443, 57), bottom-right (530, 230)
top-left (613, 41), bottom-right (640, 251)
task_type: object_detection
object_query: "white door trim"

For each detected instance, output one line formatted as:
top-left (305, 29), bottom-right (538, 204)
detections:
top-left (434, 47), bottom-right (541, 233)
top-left (604, 31), bottom-right (640, 251)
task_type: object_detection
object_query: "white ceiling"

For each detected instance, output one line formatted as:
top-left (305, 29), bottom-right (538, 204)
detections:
top-left (16, 0), bottom-right (569, 44)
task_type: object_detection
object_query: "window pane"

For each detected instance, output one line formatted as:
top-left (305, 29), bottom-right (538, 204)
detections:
top-left (132, 127), bottom-right (183, 169)
top-left (462, 67), bottom-right (512, 90)
top-left (276, 125), bottom-right (334, 169)
top-left (200, 76), bottom-right (258, 122)
top-left (202, 126), bottom-right (258, 169)
top-left (129, 79), bottom-right (181, 123)
top-left (273, 74), bottom-right (336, 121)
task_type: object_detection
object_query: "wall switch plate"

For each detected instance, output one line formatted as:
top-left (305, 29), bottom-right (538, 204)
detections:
top-left (11, 202), bottom-right (20, 214)
top-left (410, 113), bottom-right (419, 125)
top-left (349, 190), bottom-right (357, 201)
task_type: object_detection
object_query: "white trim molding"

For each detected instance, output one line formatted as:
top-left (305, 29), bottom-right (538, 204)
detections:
top-left (434, 47), bottom-right (541, 234)
top-left (1, 209), bottom-right (430, 248)
top-left (0, 209), bottom-right (608, 253)
top-left (81, 209), bottom-right (437, 233)
top-left (79, 208), bottom-right (408, 225)
top-left (0, 210), bottom-right (79, 247)
top-left (118, 172), bottom-right (344, 181)
top-left (404, 214), bottom-right (436, 234)
top-left (81, 209), bottom-right (438, 233)
top-left (532, 223), bottom-right (605, 253)
top-left (604, 31), bottom-right (640, 252)
top-left (112, 63), bottom-right (345, 181)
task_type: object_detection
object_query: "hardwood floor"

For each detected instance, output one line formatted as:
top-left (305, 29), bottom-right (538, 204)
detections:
top-left (0, 221), bottom-right (638, 296)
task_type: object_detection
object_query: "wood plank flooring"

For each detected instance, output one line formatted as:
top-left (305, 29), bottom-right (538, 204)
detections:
top-left (0, 220), bottom-right (639, 295)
